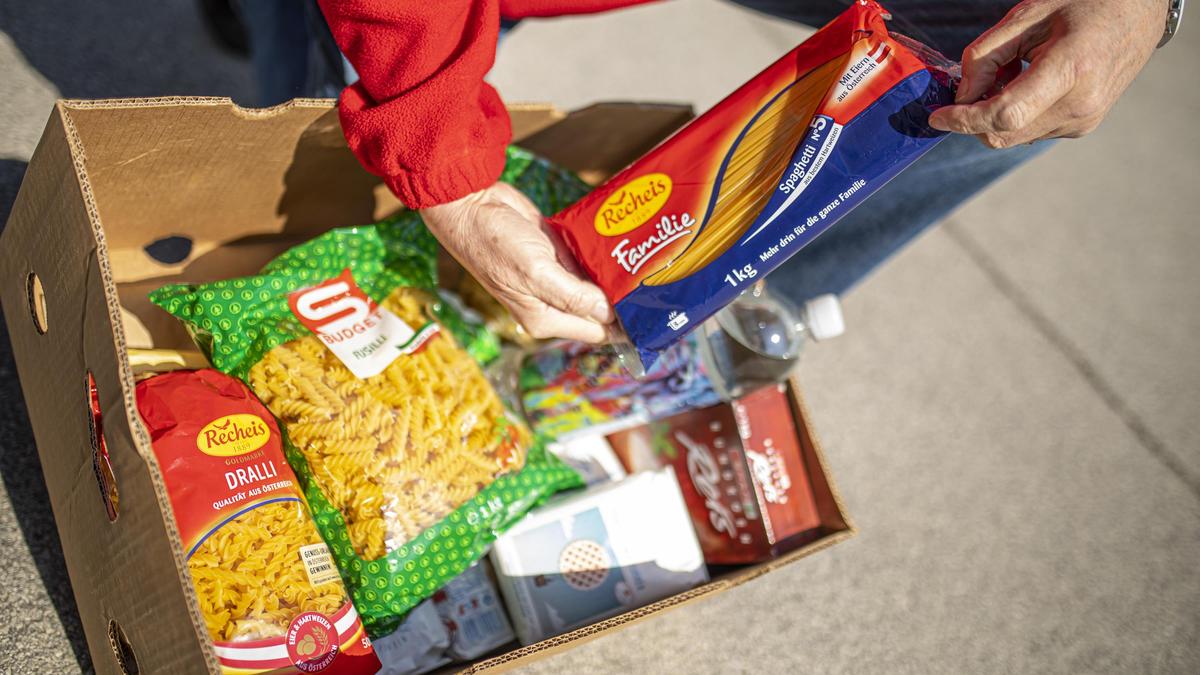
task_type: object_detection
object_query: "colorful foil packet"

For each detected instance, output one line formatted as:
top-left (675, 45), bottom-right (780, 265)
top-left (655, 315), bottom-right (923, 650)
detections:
top-left (519, 337), bottom-right (720, 439)
top-left (549, 1), bottom-right (955, 369)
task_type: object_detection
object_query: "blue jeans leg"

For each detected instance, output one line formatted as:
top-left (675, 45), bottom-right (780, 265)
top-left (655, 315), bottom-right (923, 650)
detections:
top-left (767, 136), bottom-right (1049, 299)
top-left (297, 5), bottom-right (517, 97)
top-left (726, 0), bottom-right (1045, 300)
top-left (302, 0), bottom-right (353, 97)
top-left (238, 0), bottom-right (311, 106)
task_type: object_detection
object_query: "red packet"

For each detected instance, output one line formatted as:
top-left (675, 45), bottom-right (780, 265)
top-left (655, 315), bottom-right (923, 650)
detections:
top-left (550, 1), bottom-right (956, 370)
top-left (609, 384), bottom-right (821, 564)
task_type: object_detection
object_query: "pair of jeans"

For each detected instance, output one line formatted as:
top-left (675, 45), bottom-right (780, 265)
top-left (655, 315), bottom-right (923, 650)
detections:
top-left (242, 0), bottom-right (1046, 302)
top-left (239, 0), bottom-right (350, 105)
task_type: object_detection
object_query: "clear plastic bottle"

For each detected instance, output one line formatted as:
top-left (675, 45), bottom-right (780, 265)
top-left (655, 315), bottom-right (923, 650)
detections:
top-left (696, 282), bottom-right (844, 399)
top-left (521, 282), bottom-right (843, 438)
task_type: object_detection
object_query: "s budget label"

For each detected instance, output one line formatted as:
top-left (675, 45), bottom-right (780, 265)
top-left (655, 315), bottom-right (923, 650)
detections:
top-left (288, 268), bottom-right (438, 379)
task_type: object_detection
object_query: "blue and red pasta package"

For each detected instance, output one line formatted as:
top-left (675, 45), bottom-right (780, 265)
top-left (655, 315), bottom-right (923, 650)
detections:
top-left (550, 1), bottom-right (956, 369)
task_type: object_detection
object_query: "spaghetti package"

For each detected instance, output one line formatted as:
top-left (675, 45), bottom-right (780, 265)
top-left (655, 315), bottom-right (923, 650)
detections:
top-left (550, 1), bottom-right (956, 369)
top-left (150, 179), bottom-right (584, 636)
top-left (135, 369), bottom-right (379, 674)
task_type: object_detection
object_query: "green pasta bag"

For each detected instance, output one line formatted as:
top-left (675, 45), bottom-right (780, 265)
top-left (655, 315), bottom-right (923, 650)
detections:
top-left (151, 147), bottom-right (589, 637)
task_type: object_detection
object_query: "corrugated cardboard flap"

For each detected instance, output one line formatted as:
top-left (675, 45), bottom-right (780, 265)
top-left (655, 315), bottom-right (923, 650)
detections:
top-left (0, 101), bottom-right (220, 674)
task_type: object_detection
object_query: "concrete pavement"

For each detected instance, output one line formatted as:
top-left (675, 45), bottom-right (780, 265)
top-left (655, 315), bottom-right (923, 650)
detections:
top-left (1, 1), bottom-right (1196, 672)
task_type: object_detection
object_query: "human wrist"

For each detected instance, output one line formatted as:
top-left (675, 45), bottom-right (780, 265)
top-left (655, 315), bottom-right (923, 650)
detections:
top-left (389, 148), bottom-right (507, 211)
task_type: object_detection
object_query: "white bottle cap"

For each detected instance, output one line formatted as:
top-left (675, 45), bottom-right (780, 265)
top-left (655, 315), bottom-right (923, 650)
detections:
top-left (804, 294), bottom-right (845, 341)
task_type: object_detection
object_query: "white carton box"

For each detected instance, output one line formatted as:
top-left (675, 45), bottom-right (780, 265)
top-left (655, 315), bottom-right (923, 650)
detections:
top-left (490, 470), bottom-right (708, 644)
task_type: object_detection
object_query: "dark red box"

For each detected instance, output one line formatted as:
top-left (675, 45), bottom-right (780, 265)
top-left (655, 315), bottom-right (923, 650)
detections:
top-left (608, 383), bottom-right (821, 564)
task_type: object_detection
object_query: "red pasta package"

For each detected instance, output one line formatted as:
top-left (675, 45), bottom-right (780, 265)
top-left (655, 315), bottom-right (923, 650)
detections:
top-left (136, 369), bottom-right (380, 675)
top-left (549, 0), bottom-right (957, 370)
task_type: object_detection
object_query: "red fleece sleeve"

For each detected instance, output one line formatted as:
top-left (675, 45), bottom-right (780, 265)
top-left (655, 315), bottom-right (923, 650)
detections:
top-left (498, 0), bottom-right (659, 19)
top-left (318, 1), bottom-right (511, 209)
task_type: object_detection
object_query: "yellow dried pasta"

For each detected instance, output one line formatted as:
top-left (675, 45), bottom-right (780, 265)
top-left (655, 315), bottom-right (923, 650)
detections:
top-left (644, 55), bottom-right (847, 285)
top-left (189, 500), bottom-right (346, 642)
top-left (248, 289), bottom-right (529, 560)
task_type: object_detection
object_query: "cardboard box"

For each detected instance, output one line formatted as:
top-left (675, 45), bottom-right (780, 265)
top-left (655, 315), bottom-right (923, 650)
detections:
top-left (0, 98), bottom-right (854, 674)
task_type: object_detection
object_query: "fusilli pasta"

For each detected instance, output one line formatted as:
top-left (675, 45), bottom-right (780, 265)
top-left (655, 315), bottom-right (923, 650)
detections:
top-left (189, 500), bottom-right (347, 642)
top-left (248, 289), bottom-right (529, 560)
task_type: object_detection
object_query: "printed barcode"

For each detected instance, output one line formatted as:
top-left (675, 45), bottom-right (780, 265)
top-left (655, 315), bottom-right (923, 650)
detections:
top-left (461, 608), bottom-right (505, 647)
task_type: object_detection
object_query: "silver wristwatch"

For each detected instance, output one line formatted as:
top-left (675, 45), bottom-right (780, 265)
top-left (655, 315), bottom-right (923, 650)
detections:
top-left (1159, 0), bottom-right (1185, 47)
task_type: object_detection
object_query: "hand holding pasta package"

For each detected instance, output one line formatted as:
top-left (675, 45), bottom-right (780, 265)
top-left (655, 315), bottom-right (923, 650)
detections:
top-left (150, 184), bottom-right (584, 636)
top-left (135, 369), bottom-right (379, 674)
top-left (549, 1), bottom-right (957, 370)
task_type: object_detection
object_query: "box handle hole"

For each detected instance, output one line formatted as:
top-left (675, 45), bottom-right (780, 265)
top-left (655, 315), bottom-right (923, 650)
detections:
top-left (143, 235), bottom-right (193, 265)
top-left (27, 272), bottom-right (48, 334)
top-left (107, 620), bottom-right (140, 674)
top-left (86, 371), bottom-right (119, 521)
